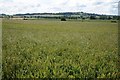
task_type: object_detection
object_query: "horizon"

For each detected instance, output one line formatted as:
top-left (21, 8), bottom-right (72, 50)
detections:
top-left (0, 0), bottom-right (119, 15)
top-left (0, 11), bottom-right (118, 16)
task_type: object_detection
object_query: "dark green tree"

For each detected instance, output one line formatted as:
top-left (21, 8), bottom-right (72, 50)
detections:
top-left (90, 16), bottom-right (96, 20)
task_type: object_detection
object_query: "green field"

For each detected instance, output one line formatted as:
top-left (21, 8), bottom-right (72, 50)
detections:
top-left (2, 19), bottom-right (118, 78)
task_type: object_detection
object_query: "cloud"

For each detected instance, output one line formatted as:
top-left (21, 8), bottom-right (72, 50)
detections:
top-left (119, 1), bottom-right (120, 15)
top-left (94, 2), bottom-right (104, 5)
top-left (79, 5), bottom-right (86, 8)
top-left (0, 0), bottom-right (119, 15)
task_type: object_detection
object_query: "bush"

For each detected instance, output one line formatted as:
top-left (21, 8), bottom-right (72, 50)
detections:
top-left (111, 21), bottom-right (117, 23)
top-left (61, 18), bottom-right (66, 21)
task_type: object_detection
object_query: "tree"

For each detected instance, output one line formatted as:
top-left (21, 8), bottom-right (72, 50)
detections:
top-left (23, 16), bottom-right (27, 20)
top-left (81, 16), bottom-right (85, 22)
top-left (99, 15), bottom-right (107, 20)
top-left (90, 16), bottom-right (96, 20)
top-left (108, 16), bottom-right (112, 20)
top-left (113, 16), bottom-right (119, 20)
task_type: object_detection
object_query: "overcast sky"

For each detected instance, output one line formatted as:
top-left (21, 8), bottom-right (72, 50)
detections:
top-left (0, 0), bottom-right (119, 15)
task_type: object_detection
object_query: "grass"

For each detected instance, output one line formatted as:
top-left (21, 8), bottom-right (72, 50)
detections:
top-left (2, 19), bottom-right (118, 78)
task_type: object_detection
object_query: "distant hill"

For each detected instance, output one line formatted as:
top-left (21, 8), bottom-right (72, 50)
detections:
top-left (1, 12), bottom-right (118, 20)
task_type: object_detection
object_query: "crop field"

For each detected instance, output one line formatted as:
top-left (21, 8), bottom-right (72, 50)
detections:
top-left (2, 19), bottom-right (118, 78)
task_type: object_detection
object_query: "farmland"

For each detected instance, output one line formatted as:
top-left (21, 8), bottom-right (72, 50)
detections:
top-left (2, 19), bottom-right (118, 78)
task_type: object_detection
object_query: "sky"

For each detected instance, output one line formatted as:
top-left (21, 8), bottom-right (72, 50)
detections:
top-left (0, 0), bottom-right (119, 15)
